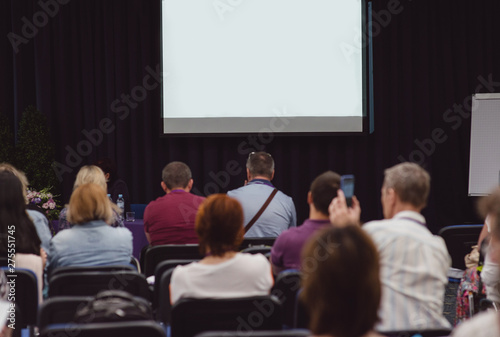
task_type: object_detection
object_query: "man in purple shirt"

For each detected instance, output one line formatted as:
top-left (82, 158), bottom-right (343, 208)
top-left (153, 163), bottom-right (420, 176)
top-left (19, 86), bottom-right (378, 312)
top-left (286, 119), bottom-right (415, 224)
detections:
top-left (270, 171), bottom-right (341, 274)
top-left (144, 161), bottom-right (205, 246)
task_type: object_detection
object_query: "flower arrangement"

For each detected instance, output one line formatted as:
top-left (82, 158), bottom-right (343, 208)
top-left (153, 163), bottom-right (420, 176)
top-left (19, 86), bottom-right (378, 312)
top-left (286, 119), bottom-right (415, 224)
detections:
top-left (26, 187), bottom-right (61, 221)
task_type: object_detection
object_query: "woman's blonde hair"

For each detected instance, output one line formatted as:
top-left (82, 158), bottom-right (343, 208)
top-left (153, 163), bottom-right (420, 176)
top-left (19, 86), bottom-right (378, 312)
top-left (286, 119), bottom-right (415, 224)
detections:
top-left (67, 183), bottom-right (113, 224)
top-left (74, 165), bottom-right (107, 190)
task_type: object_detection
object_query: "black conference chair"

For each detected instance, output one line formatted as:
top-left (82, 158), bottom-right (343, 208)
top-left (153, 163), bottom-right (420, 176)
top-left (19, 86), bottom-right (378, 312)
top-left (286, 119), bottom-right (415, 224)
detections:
top-left (37, 296), bottom-right (93, 331)
top-left (241, 246), bottom-right (272, 256)
top-left (438, 224), bottom-right (483, 270)
top-left (39, 321), bottom-right (166, 337)
top-left (1, 268), bottom-right (38, 335)
top-left (171, 295), bottom-right (283, 337)
top-left (48, 264), bottom-right (137, 281)
top-left (195, 330), bottom-right (311, 337)
top-left (380, 329), bottom-right (453, 337)
top-left (48, 271), bottom-right (151, 301)
top-left (143, 244), bottom-right (203, 277)
top-left (152, 259), bottom-right (198, 310)
top-left (156, 267), bottom-right (177, 323)
top-left (0, 257), bottom-right (8, 266)
top-left (293, 291), bottom-right (309, 329)
top-left (240, 237), bottom-right (276, 250)
top-left (272, 270), bottom-right (301, 328)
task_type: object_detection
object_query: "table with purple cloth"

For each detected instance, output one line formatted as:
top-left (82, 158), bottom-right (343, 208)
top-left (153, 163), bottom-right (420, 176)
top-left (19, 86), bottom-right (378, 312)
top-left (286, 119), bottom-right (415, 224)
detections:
top-left (50, 220), bottom-right (148, 260)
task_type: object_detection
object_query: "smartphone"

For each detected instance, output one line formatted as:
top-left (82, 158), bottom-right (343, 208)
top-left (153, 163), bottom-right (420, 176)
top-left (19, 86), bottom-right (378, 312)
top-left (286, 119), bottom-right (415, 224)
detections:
top-left (340, 175), bottom-right (355, 207)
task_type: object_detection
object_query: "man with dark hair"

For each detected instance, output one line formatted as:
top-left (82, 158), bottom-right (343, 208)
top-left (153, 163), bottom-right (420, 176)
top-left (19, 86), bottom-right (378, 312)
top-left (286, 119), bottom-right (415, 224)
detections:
top-left (270, 171), bottom-right (340, 274)
top-left (143, 161), bottom-right (205, 246)
top-left (227, 152), bottom-right (296, 237)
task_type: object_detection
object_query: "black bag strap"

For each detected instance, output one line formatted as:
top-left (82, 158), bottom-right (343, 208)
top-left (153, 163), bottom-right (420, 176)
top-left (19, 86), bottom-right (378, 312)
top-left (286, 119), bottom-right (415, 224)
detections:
top-left (244, 188), bottom-right (278, 233)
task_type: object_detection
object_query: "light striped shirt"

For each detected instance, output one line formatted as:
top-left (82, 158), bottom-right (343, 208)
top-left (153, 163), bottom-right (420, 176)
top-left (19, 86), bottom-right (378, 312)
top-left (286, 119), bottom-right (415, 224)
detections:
top-left (363, 211), bottom-right (452, 331)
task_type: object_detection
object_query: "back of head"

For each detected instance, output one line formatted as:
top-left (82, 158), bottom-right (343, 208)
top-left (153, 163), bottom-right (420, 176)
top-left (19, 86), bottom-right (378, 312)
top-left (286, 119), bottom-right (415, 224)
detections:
top-left (0, 163), bottom-right (29, 200)
top-left (310, 171), bottom-right (341, 216)
top-left (162, 161), bottom-right (192, 190)
top-left (383, 162), bottom-right (430, 208)
top-left (301, 225), bottom-right (381, 337)
top-left (67, 183), bottom-right (113, 224)
top-left (246, 152), bottom-right (274, 179)
top-left (0, 171), bottom-right (40, 254)
top-left (195, 194), bottom-right (244, 256)
top-left (74, 165), bottom-right (107, 191)
top-left (94, 158), bottom-right (117, 182)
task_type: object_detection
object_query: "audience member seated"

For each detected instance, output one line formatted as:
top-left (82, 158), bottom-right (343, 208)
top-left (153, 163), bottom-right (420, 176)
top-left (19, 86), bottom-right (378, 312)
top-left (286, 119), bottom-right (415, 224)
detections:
top-left (95, 158), bottom-right (131, 211)
top-left (452, 188), bottom-right (500, 337)
top-left (170, 194), bottom-right (273, 304)
top-left (144, 161), bottom-right (205, 245)
top-left (227, 152), bottom-right (296, 237)
top-left (357, 162), bottom-right (451, 331)
top-left (0, 171), bottom-right (44, 303)
top-left (0, 163), bottom-right (52, 252)
top-left (478, 216), bottom-right (500, 305)
top-left (59, 165), bottom-right (123, 230)
top-left (47, 183), bottom-right (132, 274)
top-left (270, 170), bottom-right (340, 274)
top-left (300, 225), bottom-right (384, 337)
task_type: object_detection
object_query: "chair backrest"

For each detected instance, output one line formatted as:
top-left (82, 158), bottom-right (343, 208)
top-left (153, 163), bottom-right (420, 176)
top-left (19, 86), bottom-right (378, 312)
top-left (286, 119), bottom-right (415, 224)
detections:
top-left (195, 330), bottom-right (311, 337)
top-left (438, 224), bottom-right (483, 270)
top-left (39, 321), bottom-right (166, 337)
top-left (293, 290), bottom-right (309, 329)
top-left (0, 257), bottom-right (7, 267)
top-left (241, 246), bottom-right (272, 256)
top-left (37, 296), bottom-right (93, 330)
top-left (130, 204), bottom-right (148, 219)
top-left (272, 270), bottom-right (301, 328)
top-left (240, 237), bottom-right (276, 250)
top-left (48, 271), bottom-right (151, 301)
top-left (152, 259), bottom-right (198, 310)
top-left (144, 244), bottom-right (203, 277)
top-left (156, 267), bottom-right (176, 323)
top-left (49, 264), bottom-right (137, 281)
top-left (381, 329), bottom-right (452, 337)
top-left (1, 268), bottom-right (38, 327)
top-left (171, 295), bottom-right (283, 337)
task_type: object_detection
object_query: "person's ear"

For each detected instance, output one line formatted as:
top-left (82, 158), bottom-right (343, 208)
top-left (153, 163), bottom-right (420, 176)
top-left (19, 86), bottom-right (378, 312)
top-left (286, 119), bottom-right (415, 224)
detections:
top-left (105, 173), bottom-right (110, 181)
top-left (246, 168), bottom-right (252, 181)
top-left (307, 191), bottom-right (313, 205)
top-left (270, 170), bottom-right (275, 180)
top-left (161, 181), bottom-right (168, 193)
top-left (187, 179), bottom-right (194, 191)
top-left (387, 188), bottom-right (397, 206)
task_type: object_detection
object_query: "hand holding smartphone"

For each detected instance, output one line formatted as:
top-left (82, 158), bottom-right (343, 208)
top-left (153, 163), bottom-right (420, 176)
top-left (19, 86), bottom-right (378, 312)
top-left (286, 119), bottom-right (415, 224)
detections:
top-left (340, 175), bottom-right (355, 208)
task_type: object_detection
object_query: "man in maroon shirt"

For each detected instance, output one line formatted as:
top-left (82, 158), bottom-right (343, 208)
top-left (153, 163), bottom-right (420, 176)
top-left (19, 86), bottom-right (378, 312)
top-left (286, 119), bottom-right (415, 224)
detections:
top-left (144, 161), bottom-right (205, 246)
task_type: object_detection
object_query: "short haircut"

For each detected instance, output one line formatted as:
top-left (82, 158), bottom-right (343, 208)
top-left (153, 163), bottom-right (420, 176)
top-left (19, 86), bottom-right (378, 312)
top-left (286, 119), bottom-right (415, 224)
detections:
top-left (195, 194), bottom-right (244, 257)
top-left (94, 158), bottom-right (117, 182)
top-left (67, 183), bottom-right (113, 224)
top-left (74, 165), bottom-right (107, 191)
top-left (162, 162), bottom-right (192, 190)
top-left (301, 226), bottom-right (381, 337)
top-left (246, 152), bottom-right (274, 179)
top-left (383, 162), bottom-right (430, 208)
top-left (310, 171), bottom-right (341, 216)
top-left (478, 187), bottom-right (500, 240)
top-left (0, 163), bottom-right (29, 201)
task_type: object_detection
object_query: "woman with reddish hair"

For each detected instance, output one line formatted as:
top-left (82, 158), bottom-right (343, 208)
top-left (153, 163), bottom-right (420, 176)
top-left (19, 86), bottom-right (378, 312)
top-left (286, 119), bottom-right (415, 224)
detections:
top-left (170, 194), bottom-right (273, 304)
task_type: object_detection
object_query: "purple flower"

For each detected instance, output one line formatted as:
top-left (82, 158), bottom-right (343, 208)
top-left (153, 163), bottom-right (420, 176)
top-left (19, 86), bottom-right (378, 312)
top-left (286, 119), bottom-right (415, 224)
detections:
top-left (34, 197), bottom-right (42, 204)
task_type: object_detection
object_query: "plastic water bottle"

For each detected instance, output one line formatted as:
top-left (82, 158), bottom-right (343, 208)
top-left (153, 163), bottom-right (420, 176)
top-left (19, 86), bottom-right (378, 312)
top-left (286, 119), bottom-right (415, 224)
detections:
top-left (117, 194), bottom-right (125, 219)
top-left (107, 194), bottom-right (113, 202)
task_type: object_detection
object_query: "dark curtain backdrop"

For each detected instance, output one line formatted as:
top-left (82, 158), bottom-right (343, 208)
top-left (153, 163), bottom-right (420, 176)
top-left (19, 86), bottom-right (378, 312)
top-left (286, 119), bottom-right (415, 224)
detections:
top-left (2, 0), bottom-right (499, 233)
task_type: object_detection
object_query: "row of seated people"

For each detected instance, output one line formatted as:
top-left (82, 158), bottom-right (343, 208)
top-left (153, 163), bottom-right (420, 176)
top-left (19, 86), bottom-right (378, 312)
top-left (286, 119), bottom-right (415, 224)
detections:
top-left (1, 155), bottom-right (499, 336)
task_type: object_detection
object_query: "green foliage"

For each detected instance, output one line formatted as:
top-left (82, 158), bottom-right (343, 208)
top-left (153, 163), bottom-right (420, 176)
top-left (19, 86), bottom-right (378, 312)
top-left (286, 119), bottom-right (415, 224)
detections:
top-left (0, 111), bottom-right (15, 164)
top-left (15, 105), bottom-right (59, 192)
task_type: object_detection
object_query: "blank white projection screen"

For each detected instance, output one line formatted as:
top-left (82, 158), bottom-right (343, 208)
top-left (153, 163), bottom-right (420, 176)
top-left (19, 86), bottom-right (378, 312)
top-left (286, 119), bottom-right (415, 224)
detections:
top-left (162, 0), bottom-right (364, 134)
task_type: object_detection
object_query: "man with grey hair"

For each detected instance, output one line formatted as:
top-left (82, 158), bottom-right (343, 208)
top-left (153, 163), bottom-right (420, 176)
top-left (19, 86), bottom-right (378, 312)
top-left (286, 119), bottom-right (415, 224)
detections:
top-left (144, 161), bottom-right (205, 246)
top-left (228, 152), bottom-right (296, 237)
top-left (363, 162), bottom-right (451, 331)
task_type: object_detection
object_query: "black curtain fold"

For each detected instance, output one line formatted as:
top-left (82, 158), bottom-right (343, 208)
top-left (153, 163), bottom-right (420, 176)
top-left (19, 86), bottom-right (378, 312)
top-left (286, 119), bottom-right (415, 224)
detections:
top-left (2, 0), bottom-right (500, 232)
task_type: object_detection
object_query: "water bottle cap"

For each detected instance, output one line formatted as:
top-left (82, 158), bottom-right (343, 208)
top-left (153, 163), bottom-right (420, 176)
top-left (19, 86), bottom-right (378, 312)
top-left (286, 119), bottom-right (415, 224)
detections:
top-left (118, 194), bottom-right (123, 198)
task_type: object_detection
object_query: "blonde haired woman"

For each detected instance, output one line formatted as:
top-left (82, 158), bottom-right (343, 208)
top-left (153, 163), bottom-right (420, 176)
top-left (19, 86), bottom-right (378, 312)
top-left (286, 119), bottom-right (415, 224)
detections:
top-left (59, 165), bottom-right (123, 230)
top-left (47, 183), bottom-right (132, 273)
